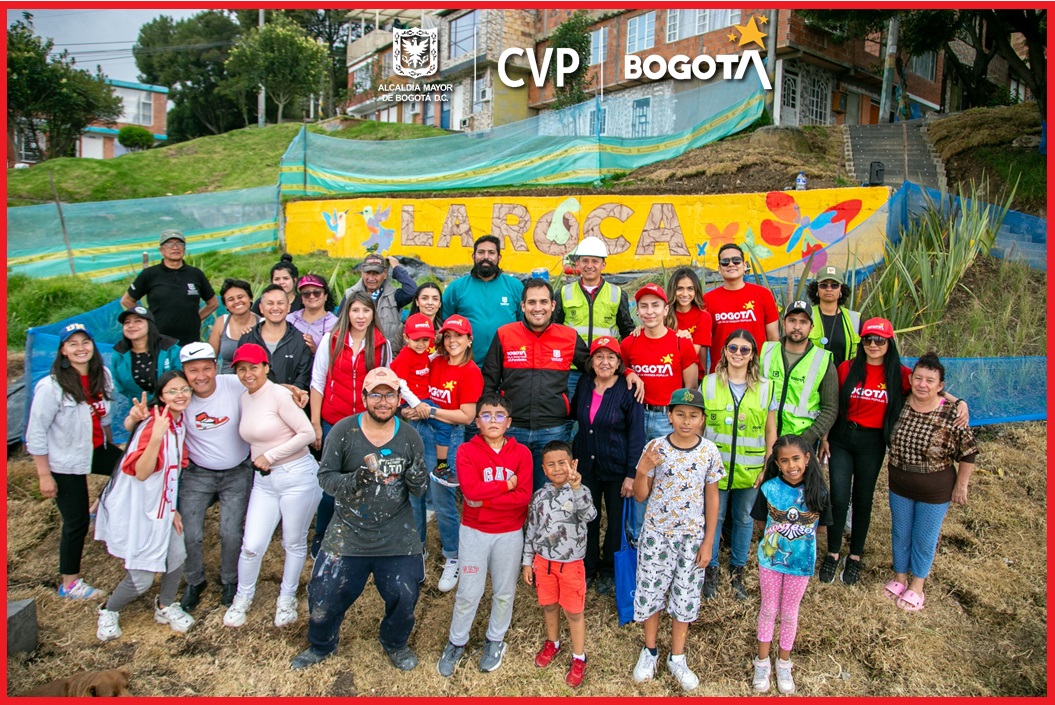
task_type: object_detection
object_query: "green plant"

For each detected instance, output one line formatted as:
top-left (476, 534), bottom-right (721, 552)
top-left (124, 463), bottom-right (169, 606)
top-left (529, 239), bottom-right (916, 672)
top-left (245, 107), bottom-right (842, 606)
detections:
top-left (117, 125), bottom-right (155, 151)
top-left (548, 11), bottom-right (593, 110)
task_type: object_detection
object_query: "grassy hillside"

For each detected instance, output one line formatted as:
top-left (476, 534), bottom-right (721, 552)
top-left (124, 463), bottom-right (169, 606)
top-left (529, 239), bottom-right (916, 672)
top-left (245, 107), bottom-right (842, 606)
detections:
top-left (6, 119), bottom-right (448, 207)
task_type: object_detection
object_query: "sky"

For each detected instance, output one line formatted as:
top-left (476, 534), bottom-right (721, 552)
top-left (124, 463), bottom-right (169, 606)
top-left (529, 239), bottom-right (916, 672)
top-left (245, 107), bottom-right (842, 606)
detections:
top-left (7, 8), bottom-right (209, 83)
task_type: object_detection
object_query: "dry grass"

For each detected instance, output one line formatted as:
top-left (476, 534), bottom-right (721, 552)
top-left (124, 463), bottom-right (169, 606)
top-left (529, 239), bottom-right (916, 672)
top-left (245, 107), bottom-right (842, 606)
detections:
top-left (928, 102), bottom-right (1043, 163)
top-left (6, 422), bottom-right (1046, 696)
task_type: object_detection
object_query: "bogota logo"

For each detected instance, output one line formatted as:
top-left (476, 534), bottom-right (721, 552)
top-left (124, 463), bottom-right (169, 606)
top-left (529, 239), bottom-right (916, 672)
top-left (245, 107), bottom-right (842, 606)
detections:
top-left (393, 26), bottom-right (438, 78)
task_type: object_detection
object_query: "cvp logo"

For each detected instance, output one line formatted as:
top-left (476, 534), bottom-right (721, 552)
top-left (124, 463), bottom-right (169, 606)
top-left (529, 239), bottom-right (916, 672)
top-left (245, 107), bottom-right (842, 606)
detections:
top-left (393, 27), bottom-right (438, 78)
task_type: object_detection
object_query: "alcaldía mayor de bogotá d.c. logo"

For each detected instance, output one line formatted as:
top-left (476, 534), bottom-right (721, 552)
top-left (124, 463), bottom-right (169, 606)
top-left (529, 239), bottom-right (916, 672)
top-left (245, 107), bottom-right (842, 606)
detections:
top-left (393, 27), bottom-right (438, 78)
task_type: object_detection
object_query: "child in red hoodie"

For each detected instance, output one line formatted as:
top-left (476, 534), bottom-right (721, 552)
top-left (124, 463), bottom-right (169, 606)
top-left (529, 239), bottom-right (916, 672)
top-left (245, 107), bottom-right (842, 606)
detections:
top-left (436, 392), bottom-right (532, 677)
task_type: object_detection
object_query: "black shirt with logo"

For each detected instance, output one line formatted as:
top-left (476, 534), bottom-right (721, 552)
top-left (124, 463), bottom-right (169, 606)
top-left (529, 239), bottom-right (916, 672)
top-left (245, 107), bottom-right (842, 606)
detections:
top-left (127, 263), bottom-right (215, 345)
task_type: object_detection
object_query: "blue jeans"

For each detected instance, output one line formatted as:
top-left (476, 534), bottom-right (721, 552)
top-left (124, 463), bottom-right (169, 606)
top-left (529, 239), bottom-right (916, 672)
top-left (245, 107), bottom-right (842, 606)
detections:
top-left (310, 419), bottom-right (336, 558)
top-left (505, 425), bottom-right (568, 492)
top-left (633, 409), bottom-right (675, 540)
top-left (564, 370), bottom-right (582, 440)
top-left (709, 486), bottom-right (759, 568)
top-left (888, 491), bottom-right (950, 580)
top-left (408, 418), bottom-right (462, 559)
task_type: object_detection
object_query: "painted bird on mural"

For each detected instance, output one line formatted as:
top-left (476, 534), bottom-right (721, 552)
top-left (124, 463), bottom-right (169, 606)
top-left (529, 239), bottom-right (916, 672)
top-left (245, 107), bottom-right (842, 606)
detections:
top-left (359, 205), bottom-right (396, 252)
top-left (323, 209), bottom-right (349, 244)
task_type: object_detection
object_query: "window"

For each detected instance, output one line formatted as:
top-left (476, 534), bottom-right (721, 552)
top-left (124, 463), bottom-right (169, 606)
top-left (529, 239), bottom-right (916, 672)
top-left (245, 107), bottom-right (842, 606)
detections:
top-left (115, 87), bottom-right (153, 126)
top-left (422, 95), bottom-right (435, 125)
top-left (1009, 76), bottom-right (1026, 102)
top-left (380, 52), bottom-right (393, 78)
top-left (806, 78), bottom-right (829, 125)
top-left (782, 72), bottom-right (798, 109)
top-left (473, 76), bottom-right (487, 113)
top-left (589, 27), bottom-right (607, 66)
top-left (626, 12), bottom-right (655, 54)
top-left (586, 107), bottom-right (607, 136)
top-left (908, 51), bottom-right (936, 81)
top-left (449, 10), bottom-right (478, 58)
top-left (631, 98), bottom-right (650, 138)
top-left (351, 62), bottom-right (372, 94)
top-left (666, 9), bottom-right (740, 43)
top-left (864, 31), bottom-right (882, 56)
top-left (403, 102), bottom-right (417, 123)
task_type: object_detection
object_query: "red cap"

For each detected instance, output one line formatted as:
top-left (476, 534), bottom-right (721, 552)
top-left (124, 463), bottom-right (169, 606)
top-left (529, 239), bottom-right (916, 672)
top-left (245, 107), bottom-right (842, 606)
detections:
top-left (297, 274), bottom-right (325, 289)
top-left (860, 317), bottom-right (895, 339)
top-left (438, 315), bottom-right (473, 336)
top-left (635, 283), bottom-right (668, 304)
top-left (590, 336), bottom-right (621, 357)
top-left (231, 343), bottom-right (269, 366)
top-left (404, 313), bottom-right (436, 340)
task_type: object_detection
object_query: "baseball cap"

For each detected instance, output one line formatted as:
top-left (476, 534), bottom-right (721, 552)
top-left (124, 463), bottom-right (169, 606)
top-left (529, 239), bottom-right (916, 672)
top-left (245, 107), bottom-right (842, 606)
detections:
top-left (159, 229), bottom-right (186, 246)
top-left (815, 265), bottom-right (844, 284)
top-left (589, 336), bottom-right (621, 357)
top-left (58, 322), bottom-right (93, 344)
top-left (782, 299), bottom-right (813, 319)
top-left (667, 387), bottom-right (705, 410)
top-left (438, 315), bottom-right (473, 337)
top-left (360, 253), bottom-right (386, 273)
top-left (231, 343), bottom-right (269, 367)
top-left (404, 313), bottom-right (436, 340)
top-left (297, 274), bottom-right (325, 289)
top-left (363, 366), bottom-right (402, 392)
top-left (118, 305), bottom-right (155, 325)
top-left (860, 317), bottom-right (895, 339)
top-left (179, 342), bottom-right (217, 364)
top-left (635, 283), bottom-right (668, 304)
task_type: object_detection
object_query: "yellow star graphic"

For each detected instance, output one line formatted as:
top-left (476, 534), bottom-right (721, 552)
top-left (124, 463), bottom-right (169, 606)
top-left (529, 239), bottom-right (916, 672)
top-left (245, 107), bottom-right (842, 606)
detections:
top-left (443, 380), bottom-right (456, 391)
top-left (744, 301), bottom-right (755, 310)
top-left (734, 16), bottom-right (767, 49)
top-left (878, 383), bottom-right (886, 391)
top-left (727, 32), bottom-right (738, 42)
top-left (758, 14), bottom-right (769, 25)
top-left (661, 354), bottom-right (674, 364)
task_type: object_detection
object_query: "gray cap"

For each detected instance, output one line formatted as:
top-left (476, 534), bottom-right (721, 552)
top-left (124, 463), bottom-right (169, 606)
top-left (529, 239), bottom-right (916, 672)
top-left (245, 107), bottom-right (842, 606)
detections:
top-left (782, 299), bottom-right (813, 319)
top-left (159, 229), bottom-right (186, 246)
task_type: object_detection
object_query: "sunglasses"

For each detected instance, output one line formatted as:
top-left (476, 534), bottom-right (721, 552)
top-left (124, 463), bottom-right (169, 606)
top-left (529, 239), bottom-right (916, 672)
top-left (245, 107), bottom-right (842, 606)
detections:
top-left (719, 257), bottom-right (744, 267)
top-left (478, 411), bottom-right (508, 423)
top-left (861, 335), bottom-right (889, 346)
top-left (300, 289), bottom-right (325, 298)
top-left (726, 344), bottom-right (753, 356)
top-left (817, 281), bottom-right (841, 289)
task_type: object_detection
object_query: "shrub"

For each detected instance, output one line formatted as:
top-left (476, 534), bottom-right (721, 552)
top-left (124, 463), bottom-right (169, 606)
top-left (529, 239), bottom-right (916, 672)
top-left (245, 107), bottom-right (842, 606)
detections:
top-left (117, 125), bottom-right (154, 151)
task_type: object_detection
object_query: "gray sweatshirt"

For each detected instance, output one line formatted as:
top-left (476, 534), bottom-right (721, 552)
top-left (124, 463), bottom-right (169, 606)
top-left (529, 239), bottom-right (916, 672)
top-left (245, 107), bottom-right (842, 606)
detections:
top-left (521, 482), bottom-right (597, 565)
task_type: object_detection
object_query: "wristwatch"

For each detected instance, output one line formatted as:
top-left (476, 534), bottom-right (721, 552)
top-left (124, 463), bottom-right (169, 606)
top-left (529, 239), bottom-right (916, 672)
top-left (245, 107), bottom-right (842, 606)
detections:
top-left (429, 405), bottom-right (437, 418)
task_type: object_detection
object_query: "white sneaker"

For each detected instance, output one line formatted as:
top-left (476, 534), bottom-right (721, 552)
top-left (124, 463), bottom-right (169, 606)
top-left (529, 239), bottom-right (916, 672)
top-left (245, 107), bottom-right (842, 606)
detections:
top-left (96, 607), bottom-right (121, 641)
top-left (437, 559), bottom-right (459, 593)
top-left (154, 598), bottom-right (195, 634)
top-left (666, 655), bottom-right (700, 691)
top-left (426, 509), bottom-right (436, 523)
top-left (776, 658), bottom-right (796, 694)
top-left (752, 656), bottom-right (772, 692)
top-left (223, 593), bottom-right (252, 627)
top-left (632, 647), bottom-right (658, 683)
top-left (274, 596), bottom-right (298, 627)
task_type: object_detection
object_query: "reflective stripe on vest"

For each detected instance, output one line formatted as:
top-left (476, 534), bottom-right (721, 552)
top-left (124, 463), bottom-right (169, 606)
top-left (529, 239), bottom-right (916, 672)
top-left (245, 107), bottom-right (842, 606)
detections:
top-left (703, 374), bottom-right (771, 489)
top-left (760, 342), bottom-right (830, 435)
top-left (810, 307), bottom-right (862, 361)
top-left (562, 280), bottom-right (620, 344)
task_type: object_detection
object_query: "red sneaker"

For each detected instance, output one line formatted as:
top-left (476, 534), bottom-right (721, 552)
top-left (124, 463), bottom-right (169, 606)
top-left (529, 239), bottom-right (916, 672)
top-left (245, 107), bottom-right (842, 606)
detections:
top-left (534, 640), bottom-right (561, 668)
top-left (566, 656), bottom-right (587, 687)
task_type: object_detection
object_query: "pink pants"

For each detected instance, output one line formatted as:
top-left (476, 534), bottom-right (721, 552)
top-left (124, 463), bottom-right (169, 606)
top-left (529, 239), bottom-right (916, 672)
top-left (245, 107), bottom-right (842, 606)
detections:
top-left (757, 565), bottom-right (810, 652)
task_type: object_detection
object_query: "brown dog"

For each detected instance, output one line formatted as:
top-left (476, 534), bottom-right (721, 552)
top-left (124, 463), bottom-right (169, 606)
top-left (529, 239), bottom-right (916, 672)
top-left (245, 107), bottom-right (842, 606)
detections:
top-left (20, 667), bottom-right (131, 697)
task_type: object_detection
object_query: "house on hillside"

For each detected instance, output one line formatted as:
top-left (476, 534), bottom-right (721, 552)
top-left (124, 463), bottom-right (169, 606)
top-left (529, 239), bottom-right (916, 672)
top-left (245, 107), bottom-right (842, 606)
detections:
top-left (8, 78), bottom-right (169, 166)
top-left (944, 26), bottom-right (1033, 111)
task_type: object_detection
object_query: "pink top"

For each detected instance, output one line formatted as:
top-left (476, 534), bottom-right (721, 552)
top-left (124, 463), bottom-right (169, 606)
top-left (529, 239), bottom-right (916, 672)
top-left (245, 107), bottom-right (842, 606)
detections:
top-left (238, 380), bottom-right (315, 466)
top-left (589, 390), bottom-right (604, 423)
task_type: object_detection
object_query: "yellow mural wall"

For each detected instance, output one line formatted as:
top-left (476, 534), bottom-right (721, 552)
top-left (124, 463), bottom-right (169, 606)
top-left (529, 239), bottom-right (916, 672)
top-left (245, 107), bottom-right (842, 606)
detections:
top-left (285, 187), bottom-right (891, 275)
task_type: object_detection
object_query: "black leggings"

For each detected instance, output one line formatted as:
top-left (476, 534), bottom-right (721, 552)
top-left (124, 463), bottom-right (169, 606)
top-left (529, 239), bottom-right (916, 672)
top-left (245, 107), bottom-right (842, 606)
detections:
top-left (826, 423), bottom-right (887, 557)
top-left (53, 444), bottom-right (123, 575)
top-left (581, 472), bottom-right (625, 580)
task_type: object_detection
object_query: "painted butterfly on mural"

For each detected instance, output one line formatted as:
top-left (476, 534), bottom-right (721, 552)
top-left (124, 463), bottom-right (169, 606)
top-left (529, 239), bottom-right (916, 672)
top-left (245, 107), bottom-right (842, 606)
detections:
top-left (759, 192), bottom-right (862, 272)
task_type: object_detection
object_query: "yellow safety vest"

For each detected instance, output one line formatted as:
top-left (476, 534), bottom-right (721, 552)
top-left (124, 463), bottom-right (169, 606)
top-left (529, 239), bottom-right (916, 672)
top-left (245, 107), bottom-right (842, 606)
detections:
top-left (760, 341), bottom-right (832, 436)
top-left (561, 279), bottom-right (621, 345)
top-left (809, 307), bottom-right (861, 362)
top-left (703, 374), bottom-right (772, 490)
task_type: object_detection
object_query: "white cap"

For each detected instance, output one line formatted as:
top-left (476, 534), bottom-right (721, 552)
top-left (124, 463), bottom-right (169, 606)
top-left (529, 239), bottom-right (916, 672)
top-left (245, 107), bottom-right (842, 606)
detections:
top-left (180, 342), bottom-right (217, 364)
top-left (574, 236), bottom-right (608, 259)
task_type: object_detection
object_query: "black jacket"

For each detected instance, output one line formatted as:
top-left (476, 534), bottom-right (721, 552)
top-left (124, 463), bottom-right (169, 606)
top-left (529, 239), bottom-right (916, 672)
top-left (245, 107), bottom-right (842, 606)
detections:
top-left (237, 322), bottom-right (312, 391)
top-left (569, 373), bottom-right (646, 481)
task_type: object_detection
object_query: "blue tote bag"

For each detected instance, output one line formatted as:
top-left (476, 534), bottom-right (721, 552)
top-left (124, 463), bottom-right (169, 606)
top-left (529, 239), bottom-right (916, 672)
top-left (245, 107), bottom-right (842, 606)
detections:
top-left (613, 498), bottom-right (638, 626)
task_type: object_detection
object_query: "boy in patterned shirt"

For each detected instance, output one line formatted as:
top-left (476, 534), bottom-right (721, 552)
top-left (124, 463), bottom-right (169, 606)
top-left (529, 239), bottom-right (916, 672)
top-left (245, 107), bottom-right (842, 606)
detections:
top-left (521, 440), bottom-right (597, 688)
top-left (630, 388), bottom-right (725, 692)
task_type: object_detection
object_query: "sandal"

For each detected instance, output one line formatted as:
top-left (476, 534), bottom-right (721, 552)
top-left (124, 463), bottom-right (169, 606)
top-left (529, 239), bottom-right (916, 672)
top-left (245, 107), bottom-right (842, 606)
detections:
top-left (897, 589), bottom-right (925, 612)
top-left (883, 580), bottom-right (906, 601)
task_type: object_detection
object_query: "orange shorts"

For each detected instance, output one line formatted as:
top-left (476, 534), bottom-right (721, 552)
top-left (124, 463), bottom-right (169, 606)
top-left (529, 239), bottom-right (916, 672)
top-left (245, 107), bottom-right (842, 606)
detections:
top-left (532, 555), bottom-right (586, 613)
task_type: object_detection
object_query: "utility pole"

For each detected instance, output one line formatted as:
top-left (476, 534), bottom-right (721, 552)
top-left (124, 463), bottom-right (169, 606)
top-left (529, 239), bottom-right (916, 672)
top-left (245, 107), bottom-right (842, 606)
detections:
top-left (764, 9), bottom-right (778, 117)
top-left (878, 16), bottom-right (898, 124)
top-left (257, 9), bottom-right (266, 128)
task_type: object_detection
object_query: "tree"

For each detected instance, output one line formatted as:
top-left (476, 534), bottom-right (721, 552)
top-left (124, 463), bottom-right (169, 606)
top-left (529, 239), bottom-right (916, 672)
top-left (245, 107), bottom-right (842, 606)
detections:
top-left (7, 18), bottom-right (123, 160)
top-left (133, 10), bottom-right (245, 140)
top-left (548, 11), bottom-right (593, 111)
top-left (118, 125), bottom-right (155, 150)
top-left (225, 16), bottom-right (329, 123)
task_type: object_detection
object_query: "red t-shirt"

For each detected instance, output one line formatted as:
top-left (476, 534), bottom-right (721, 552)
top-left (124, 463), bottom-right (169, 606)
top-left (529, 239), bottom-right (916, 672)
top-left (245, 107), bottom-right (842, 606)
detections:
top-left (390, 347), bottom-right (432, 400)
top-left (620, 328), bottom-right (698, 406)
top-left (428, 356), bottom-right (484, 411)
top-left (703, 282), bottom-right (779, 373)
top-left (674, 306), bottom-right (713, 349)
top-left (81, 375), bottom-right (106, 448)
top-left (837, 361), bottom-right (912, 428)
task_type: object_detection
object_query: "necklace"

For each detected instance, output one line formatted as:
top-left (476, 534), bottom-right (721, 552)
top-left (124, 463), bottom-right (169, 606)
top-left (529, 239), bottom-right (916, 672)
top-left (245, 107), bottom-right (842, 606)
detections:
top-left (820, 309), bottom-right (837, 346)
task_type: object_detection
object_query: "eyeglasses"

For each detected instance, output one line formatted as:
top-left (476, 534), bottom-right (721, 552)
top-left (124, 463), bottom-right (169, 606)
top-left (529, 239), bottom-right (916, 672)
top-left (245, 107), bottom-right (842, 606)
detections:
top-left (726, 344), bottom-right (753, 356)
top-left (161, 241), bottom-right (185, 249)
top-left (817, 281), bottom-right (841, 290)
top-left (300, 289), bottom-right (325, 298)
top-left (478, 411), bottom-right (508, 423)
top-left (861, 335), bottom-right (889, 346)
top-left (163, 386), bottom-right (192, 397)
top-left (366, 392), bottom-right (398, 402)
top-left (718, 257), bottom-right (744, 267)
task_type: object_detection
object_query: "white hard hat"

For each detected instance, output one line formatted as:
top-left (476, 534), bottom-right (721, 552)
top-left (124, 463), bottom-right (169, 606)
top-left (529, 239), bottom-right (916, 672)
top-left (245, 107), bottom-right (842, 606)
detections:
top-left (574, 236), bottom-right (608, 259)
